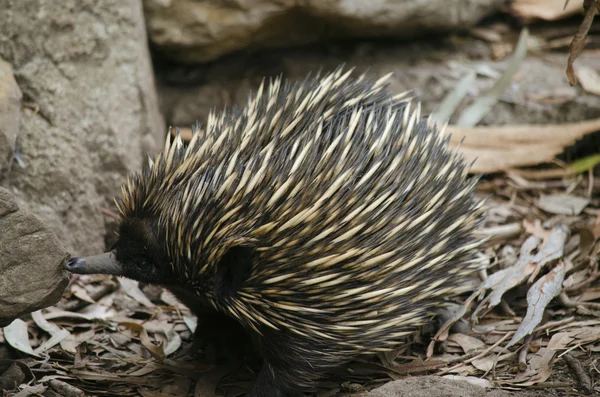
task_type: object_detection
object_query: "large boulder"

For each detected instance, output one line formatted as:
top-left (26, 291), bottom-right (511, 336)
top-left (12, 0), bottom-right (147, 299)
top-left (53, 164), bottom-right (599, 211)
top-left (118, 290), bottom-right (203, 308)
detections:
top-left (0, 58), bottom-right (21, 175)
top-left (143, 0), bottom-right (506, 64)
top-left (0, 187), bottom-right (69, 328)
top-left (0, 0), bottom-right (165, 256)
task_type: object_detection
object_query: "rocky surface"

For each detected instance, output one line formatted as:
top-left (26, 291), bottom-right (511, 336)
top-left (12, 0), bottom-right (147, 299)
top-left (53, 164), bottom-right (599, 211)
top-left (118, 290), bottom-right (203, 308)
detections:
top-left (362, 376), bottom-right (560, 397)
top-left (0, 187), bottom-right (69, 328)
top-left (0, 58), bottom-right (21, 176)
top-left (156, 40), bottom-right (600, 130)
top-left (143, 0), bottom-right (505, 63)
top-left (363, 377), bottom-right (491, 396)
top-left (0, 0), bottom-right (165, 256)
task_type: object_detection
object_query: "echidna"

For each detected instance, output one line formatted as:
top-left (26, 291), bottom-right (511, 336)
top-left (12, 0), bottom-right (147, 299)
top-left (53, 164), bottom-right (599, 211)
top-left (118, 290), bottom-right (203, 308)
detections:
top-left (66, 67), bottom-right (485, 397)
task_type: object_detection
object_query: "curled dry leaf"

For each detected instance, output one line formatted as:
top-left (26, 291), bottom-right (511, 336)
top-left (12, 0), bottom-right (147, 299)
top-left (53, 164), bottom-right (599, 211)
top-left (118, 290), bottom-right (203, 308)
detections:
top-left (3, 319), bottom-right (40, 357)
top-left (120, 322), bottom-right (165, 360)
top-left (507, 262), bottom-right (567, 347)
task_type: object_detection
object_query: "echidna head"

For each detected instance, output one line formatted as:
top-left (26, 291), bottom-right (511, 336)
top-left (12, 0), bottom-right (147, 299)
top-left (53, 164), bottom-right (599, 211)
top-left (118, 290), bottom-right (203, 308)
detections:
top-left (65, 216), bottom-right (177, 285)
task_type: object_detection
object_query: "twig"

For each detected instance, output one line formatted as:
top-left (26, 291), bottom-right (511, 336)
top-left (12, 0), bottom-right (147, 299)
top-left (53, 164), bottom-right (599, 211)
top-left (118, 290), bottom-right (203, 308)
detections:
top-left (437, 332), bottom-right (513, 375)
top-left (563, 353), bottom-right (593, 395)
top-left (587, 168), bottom-right (594, 198)
top-left (518, 334), bottom-right (534, 371)
top-left (560, 292), bottom-right (600, 311)
top-left (564, 269), bottom-right (600, 293)
top-left (533, 316), bottom-right (575, 333)
top-left (500, 299), bottom-right (516, 317)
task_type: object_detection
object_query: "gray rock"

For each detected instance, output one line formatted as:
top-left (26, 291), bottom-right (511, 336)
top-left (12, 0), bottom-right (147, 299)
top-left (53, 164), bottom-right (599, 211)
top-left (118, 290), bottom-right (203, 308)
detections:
top-left (0, 57), bottom-right (22, 175)
top-left (0, 187), bottom-right (69, 328)
top-left (0, 0), bottom-right (165, 256)
top-left (157, 41), bottom-right (600, 132)
top-left (364, 376), bottom-right (499, 397)
top-left (143, 0), bottom-right (505, 63)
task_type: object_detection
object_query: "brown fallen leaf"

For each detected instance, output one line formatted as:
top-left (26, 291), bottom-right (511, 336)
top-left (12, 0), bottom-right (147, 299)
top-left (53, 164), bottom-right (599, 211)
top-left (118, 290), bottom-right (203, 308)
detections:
top-left (578, 221), bottom-right (600, 256)
top-left (446, 333), bottom-right (486, 354)
top-left (547, 331), bottom-right (575, 350)
top-left (120, 322), bottom-right (165, 360)
top-left (446, 118), bottom-right (600, 173)
top-left (511, 0), bottom-right (583, 21)
top-left (510, 347), bottom-right (557, 386)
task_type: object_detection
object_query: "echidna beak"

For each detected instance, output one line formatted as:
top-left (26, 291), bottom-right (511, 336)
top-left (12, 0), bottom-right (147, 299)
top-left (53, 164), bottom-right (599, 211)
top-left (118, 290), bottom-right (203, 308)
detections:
top-left (64, 252), bottom-right (124, 275)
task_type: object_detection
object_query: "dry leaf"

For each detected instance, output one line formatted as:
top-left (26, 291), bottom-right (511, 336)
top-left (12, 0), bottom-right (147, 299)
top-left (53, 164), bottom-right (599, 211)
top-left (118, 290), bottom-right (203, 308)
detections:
top-left (118, 278), bottom-right (156, 308)
top-left (120, 322), bottom-right (165, 360)
top-left (511, 348), bottom-right (556, 386)
top-left (578, 222), bottom-right (600, 256)
top-left (3, 319), bottom-right (40, 357)
top-left (70, 284), bottom-right (97, 304)
top-left (183, 316), bottom-right (197, 334)
top-left (33, 329), bottom-right (70, 355)
top-left (446, 333), bottom-right (486, 353)
top-left (508, 263), bottom-right (566, 347)
top-left (511, 0), bottom-right (583, 21)
top-left (576, 65), bottom-right (600, 95)
top-left (547, 332), bottom-right (574, 350)
top-left (160, 291), bottom-right (189, 311)
top-left (474, 224), bottom-right (568, 320)
top-left (537, 194), bottom-right (589, 215)
top-left (455, 28), bottom-right (528, 127)
top-left (447, 118), bottom-right (600, 173)
top-left (12, 384), bottom-right (47, 397)
top-left (471, 356), bottom-right (495, 372)
top-left (161, 324), bottom-right (182, 356)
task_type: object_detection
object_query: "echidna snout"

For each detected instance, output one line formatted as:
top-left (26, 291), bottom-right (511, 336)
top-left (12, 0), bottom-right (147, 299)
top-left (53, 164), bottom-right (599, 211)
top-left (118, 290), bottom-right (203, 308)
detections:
top-left (65, 67), bottom-right (485, 397)
top-left (65, 253), bottom-right (122, 275)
